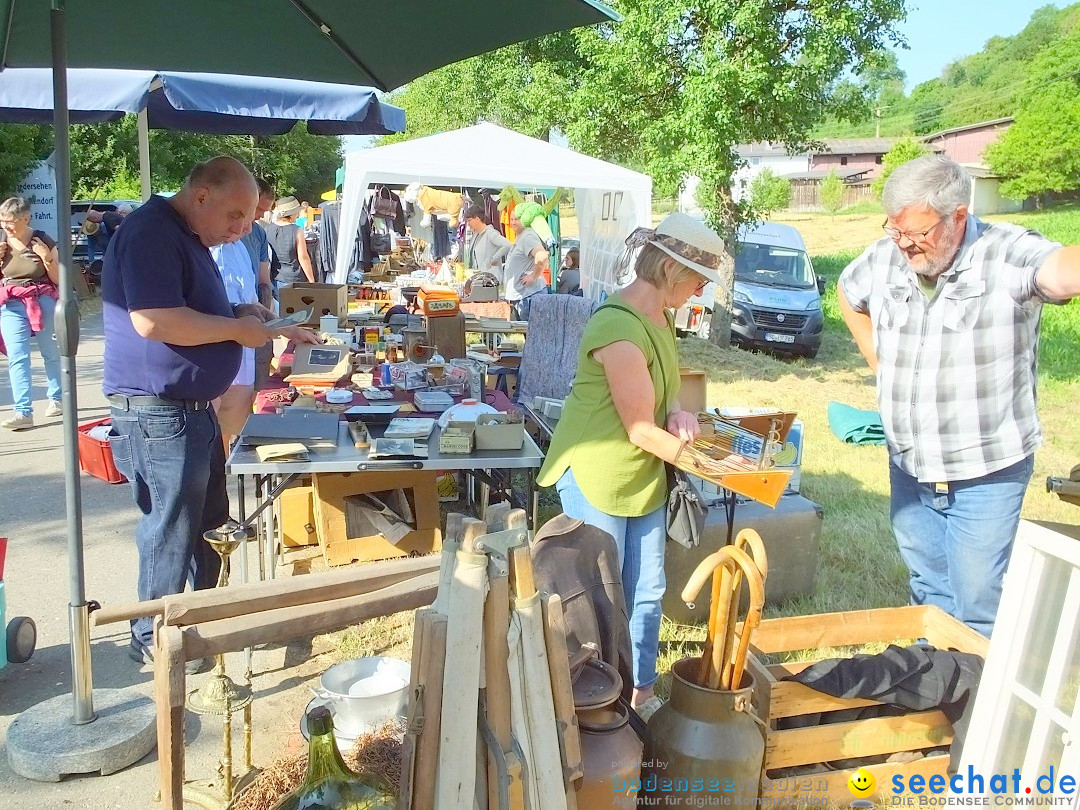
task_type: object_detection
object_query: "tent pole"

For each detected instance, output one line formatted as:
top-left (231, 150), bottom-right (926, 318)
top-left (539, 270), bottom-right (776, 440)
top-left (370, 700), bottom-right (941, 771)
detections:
top-left (50, 0), bottom-right (95, 725)
top-left (137, 107), bottom-right (151, 201)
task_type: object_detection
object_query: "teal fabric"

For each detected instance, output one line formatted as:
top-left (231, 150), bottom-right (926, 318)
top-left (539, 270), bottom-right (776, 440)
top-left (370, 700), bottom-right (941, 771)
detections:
top-left (828, 401), bottom-right (887, 446)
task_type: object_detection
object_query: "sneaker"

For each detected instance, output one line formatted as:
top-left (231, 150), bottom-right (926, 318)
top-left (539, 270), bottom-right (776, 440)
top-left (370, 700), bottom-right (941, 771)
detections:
top-left (1, 414), bottom-right (33, 431)
top-left (45, 401), bottom-right (63, 418)
top-left (634, 695), bottom-right (665, 723)
top-left (129, 639), bottom-right (208, 675)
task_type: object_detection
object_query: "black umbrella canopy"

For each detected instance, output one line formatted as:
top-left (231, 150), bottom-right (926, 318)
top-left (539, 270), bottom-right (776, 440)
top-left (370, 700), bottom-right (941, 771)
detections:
top-left (0, 0), bottom-right (619, 91)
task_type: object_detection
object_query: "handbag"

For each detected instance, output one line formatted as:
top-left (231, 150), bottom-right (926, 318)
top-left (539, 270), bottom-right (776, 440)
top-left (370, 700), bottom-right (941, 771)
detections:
top-left (372, 186), bottom-right (399, 219)
top-left (598, 302), bottom-right (708, 546)
top-left (666, 466), bottom-right (708, 548)
top-left (370, 230), bottom-right (392, 255)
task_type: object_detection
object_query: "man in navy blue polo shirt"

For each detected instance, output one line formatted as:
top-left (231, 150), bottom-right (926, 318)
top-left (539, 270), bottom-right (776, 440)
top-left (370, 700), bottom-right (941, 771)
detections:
top-left (102, 156), bottom-right (285, 666)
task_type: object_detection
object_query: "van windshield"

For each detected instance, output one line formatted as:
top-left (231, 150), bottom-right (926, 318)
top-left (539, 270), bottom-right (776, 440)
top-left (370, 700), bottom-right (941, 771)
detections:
top-left (734, 243), bottom-right (815, 289)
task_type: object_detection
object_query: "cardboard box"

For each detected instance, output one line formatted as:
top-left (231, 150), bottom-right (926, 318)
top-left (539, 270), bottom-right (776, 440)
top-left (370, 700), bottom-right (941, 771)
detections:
top-left (278, 482), bottom-right (318, 548)
top-left (475, 414), bottom-right (525, 451)
top-left (312, 470), bottom-right (441, 566)
top-left (439, 422), bottom-right (476, 454)
top-left (679, 367), bottom-right (707, 414)
top-left (280, 283), bottom-right (348, 326)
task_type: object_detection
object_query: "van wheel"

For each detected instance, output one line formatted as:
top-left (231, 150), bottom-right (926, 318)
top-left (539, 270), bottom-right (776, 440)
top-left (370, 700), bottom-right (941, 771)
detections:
top-left (6, 616), bottom-right (36, 664)
top-left (803, 347), bottom-right (819, 359)
top-left (698, 314), bottom-right (711, 340)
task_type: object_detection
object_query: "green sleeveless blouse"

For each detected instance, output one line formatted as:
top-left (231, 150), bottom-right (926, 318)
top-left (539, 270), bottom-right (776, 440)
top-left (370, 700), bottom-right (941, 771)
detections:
top-left (536, 296), bottom-right (680, 517)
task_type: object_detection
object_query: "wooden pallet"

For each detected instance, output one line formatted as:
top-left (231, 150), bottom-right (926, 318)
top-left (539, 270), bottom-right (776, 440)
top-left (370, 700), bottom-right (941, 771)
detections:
top-left (747, 605), bottom-right (989, 806)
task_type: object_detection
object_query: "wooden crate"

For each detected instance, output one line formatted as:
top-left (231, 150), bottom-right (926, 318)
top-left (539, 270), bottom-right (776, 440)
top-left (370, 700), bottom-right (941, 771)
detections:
top-left (747, 605), bottom-right (988, 806)
top-left (312, 471), bottom-right (442, 566)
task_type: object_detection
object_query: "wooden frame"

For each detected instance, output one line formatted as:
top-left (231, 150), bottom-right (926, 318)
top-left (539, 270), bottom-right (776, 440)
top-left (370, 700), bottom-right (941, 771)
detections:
top-left (747, 605), bottom-right (988, 806)
top-left (958, 521), bottom-right (1080, 788)
top-left (144, 555), bottom-right (440, 810)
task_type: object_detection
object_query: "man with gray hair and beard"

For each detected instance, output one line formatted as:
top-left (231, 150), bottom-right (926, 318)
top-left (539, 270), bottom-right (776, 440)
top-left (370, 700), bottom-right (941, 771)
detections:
top-left (838, 154), bottom-right (1080, 637)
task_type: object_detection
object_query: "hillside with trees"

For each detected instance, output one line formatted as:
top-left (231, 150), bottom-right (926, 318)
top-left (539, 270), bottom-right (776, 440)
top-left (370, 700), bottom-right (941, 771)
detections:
top-left (817, 2), bottom-right (1080, 139)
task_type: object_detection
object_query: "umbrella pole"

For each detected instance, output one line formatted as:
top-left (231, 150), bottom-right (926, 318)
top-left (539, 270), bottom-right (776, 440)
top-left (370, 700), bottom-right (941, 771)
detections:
top-left (49, 1), bottom-right (94, 727)
top-left (7, 7), bottom-right (155, 784)
top-left (137, 108), bottom-right (151, 201)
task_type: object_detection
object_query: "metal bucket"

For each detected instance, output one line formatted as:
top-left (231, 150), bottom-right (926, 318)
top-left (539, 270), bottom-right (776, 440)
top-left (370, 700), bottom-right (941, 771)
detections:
top-left (313, 656), bottom-right (410, 735)
top-left (641, 656), bottom-right (766, 806)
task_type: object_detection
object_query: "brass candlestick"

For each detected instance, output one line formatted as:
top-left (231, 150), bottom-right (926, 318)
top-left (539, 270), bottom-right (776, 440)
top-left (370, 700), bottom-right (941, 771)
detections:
top-left (184, 522), bottom-right (256, 805)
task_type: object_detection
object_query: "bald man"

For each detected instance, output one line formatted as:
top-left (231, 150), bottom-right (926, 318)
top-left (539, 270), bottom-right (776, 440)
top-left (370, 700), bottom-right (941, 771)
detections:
top-left (102, 156), bottom-right (283, 667)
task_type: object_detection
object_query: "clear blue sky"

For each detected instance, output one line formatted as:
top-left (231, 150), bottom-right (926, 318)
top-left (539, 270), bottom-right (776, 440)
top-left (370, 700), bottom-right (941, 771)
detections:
top-left (893, 0), bottom-right (1072, 89)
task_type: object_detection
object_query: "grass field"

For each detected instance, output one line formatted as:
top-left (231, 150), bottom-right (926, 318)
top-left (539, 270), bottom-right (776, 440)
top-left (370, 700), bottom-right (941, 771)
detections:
top-left (331, 204), bottom-right (1080, 705)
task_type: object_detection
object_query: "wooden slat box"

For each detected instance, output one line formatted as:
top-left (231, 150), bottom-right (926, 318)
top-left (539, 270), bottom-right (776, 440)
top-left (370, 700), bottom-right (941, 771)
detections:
top-left (747, 605), bottom-right (988, 806)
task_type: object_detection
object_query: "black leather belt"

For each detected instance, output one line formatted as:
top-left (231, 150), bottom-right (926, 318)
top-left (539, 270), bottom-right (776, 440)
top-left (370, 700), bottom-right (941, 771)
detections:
top-left (107, 394), bottom-right (213, 411)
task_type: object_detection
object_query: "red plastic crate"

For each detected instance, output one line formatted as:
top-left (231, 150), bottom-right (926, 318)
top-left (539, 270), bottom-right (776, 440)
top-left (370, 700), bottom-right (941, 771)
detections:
top-left (77, 418), bottom-right (127, 484)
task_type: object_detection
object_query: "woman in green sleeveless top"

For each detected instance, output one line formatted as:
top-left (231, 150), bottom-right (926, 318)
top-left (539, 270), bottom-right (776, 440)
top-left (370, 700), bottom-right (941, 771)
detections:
top-left (537, 213), bottom-right (727, 717)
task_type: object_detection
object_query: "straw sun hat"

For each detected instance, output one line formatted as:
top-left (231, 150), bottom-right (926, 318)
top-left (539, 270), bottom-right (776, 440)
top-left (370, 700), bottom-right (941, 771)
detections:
top-left (272, 195), bottom-right (303, 219)
top-left (622, 212), bottom-right (727, 285)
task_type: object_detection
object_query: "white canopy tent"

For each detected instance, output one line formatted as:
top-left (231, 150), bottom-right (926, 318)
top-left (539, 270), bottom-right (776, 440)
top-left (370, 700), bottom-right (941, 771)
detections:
top-left (333, 122), bottom-right (652, 298)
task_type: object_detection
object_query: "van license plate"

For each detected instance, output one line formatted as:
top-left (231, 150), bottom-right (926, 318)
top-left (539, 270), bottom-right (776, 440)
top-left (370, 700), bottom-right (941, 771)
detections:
top-left (765, 332), bottom-right (795, 344)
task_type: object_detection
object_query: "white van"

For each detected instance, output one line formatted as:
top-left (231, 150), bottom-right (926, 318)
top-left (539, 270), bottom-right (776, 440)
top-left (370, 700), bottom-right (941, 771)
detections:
top-left (676, 221), bottom-right (825, 358)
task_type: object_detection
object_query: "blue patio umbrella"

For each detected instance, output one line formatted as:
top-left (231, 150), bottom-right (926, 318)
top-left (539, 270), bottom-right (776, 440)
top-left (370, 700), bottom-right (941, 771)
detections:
top-left (0, 68), bottom-right (406, 197)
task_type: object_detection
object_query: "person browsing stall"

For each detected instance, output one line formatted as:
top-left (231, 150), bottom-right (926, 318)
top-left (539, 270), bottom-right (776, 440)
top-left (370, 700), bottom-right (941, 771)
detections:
top-left (537, 213), bottom-right (724, 719)
top-left (464, 202), bottom-right (511, 281)
top-left (102, 156), bottom-right (310, 667)
top-left (838, 155), bottom-right (1080, 637)
top-left (264, 195), bottom-right (315, 288)
top-left (504, 209), bottom-right (550, 319)
top-left (0, 196), bottom-right (63, 430)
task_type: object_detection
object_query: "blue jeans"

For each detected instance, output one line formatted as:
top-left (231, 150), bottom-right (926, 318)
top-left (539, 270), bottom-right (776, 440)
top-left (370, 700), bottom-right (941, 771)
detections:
top-left (514, 287), bottom-right (549, 321)
top-left (107, 405), bottom-right (228, 648)
top-left (556, 467), bottom-right (667, 689)
top-left (1, 295), bottom-right (62, 416)
top-left (890, 455), bottom-right (1034, 638)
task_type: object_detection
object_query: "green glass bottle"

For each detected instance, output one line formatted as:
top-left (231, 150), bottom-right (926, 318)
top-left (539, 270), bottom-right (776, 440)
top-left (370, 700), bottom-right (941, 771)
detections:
top-left (272, 706), bottom-right (395, 810)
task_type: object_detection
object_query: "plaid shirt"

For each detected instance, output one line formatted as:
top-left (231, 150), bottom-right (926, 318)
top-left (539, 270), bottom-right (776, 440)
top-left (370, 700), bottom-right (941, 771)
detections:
top-left (840, 216), bottom-right (1063, 482)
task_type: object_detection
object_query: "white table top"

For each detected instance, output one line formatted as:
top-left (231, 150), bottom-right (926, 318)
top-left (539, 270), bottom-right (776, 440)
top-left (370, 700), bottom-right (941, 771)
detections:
top-left (227, 419), bottom-right (545, 475)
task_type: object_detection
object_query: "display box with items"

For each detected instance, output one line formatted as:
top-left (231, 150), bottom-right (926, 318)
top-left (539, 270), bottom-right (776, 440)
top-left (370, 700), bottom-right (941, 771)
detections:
top-left (474, 413), bottom-right (525, 451)
top-left (438, 422), bottom-right (476, 454)
top-left (279, 282), bottom-right (348, 326)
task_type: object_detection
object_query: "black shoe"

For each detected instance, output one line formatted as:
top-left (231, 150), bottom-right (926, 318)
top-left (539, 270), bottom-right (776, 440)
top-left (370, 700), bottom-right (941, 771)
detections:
top-left (129, 639), bottom-right (208, 675)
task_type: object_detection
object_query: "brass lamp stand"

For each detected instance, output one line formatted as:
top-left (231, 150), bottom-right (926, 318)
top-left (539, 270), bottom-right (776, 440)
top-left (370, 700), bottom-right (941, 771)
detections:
top-left (182, 523), bottom-right (257, 808)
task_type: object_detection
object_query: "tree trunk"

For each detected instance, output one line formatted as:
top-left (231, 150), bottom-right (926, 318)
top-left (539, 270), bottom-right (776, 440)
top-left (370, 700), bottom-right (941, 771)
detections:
top-left (707, 185), bottom-right (739, 351)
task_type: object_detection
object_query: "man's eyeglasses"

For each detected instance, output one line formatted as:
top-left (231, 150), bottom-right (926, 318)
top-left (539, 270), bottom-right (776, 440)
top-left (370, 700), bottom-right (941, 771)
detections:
top-left (694, 279), bottom-right (708, 294)
top-left (882, 217), bottom-right (944, 246)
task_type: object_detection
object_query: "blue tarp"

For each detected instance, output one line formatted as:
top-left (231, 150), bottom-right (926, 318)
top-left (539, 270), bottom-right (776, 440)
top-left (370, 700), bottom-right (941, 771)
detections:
top-left (0, 68), bottom-right (405, 135)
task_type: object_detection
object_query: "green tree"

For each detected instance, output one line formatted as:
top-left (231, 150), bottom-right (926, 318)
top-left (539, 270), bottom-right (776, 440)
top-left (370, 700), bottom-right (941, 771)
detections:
top-left (748, 169), bottom-right (792, 215)
top-left (820, 170), bottom-right (846, 214)
top-left (0, 124), bottom-right (52, 195)
top-left (568, 0), bottom-right (908, 347)
top-left (381, 33), bottom-right (585, 145)
top-left (68, 118), bottom-right (342, 202)
top-left (872, 136), bottom-right (931, 197)
top-left (986, 28), bottom-right (1080, 203)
